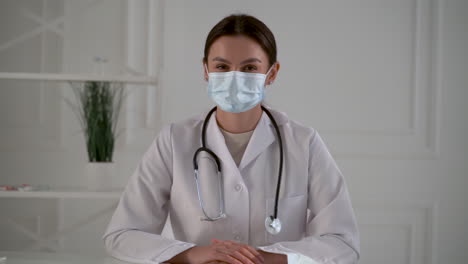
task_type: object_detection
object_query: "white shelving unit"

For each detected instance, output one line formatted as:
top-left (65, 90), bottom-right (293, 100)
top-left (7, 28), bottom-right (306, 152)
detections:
top-left (0, 189), bottom-right (122, 252)
top-left (0, 71), bottom-right (151, 251)
top-left (0, 72), bottom-right (157, 85)
top-left (0, 189), bottom-right (122, 199)
top-left (0, 0), bottom-right (162, 255)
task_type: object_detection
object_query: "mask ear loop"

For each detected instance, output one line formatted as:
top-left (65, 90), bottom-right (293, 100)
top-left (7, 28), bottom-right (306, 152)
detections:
top-left (204, 63), bottom-right (210, 80)
top-left (265, 62), bottom-right (276, 86)
top-left (265, 62), bottom-right (276, 85)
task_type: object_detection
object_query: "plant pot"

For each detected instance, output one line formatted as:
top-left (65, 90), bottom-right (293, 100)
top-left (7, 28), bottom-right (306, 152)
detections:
top-left (86, 162), bottom-right (115, 191)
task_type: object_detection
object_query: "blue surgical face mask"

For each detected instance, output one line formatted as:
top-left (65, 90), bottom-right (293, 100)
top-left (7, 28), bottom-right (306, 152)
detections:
top-left (205, 64), bottom-right (274, 113)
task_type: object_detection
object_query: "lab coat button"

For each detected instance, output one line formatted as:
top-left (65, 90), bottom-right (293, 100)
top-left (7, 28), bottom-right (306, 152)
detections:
top-left (235, 184), bottom-right (243, 192)
top-left (234, 235), bottom-right (241, 241)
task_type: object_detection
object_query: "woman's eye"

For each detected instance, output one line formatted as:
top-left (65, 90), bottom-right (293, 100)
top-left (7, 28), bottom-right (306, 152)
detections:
top-left (215, 64), bottom-right (228, 70)
top-left (243, 65), bottom-right (257, 72)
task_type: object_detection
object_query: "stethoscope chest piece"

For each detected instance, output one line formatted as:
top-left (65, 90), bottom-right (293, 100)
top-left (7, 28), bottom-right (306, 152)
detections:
top-left (265, 216), bottom-right (282, 235)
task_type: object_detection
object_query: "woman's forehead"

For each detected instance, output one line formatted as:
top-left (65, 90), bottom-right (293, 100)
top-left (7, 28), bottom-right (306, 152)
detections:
top-left (207, 35), bottom-right (268, 64)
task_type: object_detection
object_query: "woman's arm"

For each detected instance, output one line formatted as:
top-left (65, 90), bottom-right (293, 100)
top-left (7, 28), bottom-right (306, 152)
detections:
top-left (257, 130), bottom-right (360, 264)
top-left (102, 124), bottom-right (197, 263)
top-left (102, 125), bottom-right (264, 264)
top-left (258, 250), bottom-right (287, 264)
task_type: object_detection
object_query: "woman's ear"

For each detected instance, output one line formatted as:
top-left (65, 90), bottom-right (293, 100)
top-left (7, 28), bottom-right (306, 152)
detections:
top-left (203, 61), bottom-right (209, 81)
top-left (267, 62), bottom-right (280, 85)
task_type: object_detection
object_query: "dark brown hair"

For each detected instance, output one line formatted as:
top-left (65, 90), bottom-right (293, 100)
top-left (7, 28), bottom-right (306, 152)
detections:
top-left (203, 14), bottom-right (277, 67)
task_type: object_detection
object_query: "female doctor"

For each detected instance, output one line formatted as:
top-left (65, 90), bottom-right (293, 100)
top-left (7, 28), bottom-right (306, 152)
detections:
top-left (103, 14), bottom-right (360, 264)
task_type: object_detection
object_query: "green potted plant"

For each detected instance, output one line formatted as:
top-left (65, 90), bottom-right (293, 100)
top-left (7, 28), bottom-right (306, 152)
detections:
top-left (67, 81), bottom-right (125, 191)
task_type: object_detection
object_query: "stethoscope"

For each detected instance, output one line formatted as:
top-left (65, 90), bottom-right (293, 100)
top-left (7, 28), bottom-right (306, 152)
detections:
top-left (192, 105), bottom-right (284, 235)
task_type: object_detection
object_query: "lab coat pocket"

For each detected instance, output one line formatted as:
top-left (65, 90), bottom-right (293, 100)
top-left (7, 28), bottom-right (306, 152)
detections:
top-left (265, 194), bottom-right (307, 244)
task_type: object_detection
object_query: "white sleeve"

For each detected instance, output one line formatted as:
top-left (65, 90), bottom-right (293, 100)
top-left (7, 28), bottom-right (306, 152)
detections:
top-left (287, 251), bottom-right (320, 264)
top-left (102, 124), bottom-right (196, 264)
top-left (258, 130), bottom-right (360, 264)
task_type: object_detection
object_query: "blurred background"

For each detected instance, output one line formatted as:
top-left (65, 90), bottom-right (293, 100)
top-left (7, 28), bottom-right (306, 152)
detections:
top-left (0, 0), bottom-right (467, 263)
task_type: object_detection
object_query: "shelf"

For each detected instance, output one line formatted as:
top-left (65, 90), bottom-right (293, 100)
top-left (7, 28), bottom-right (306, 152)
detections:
top-left (0, 251), bottom-right (131, 264)
top-left (0, 72), bottom-right (157, 85)
top-left (0, 189), bottom-right (122, 199)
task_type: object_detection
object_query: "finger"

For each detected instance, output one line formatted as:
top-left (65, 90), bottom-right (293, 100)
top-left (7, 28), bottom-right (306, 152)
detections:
top-left (216, 244), bottom-right (256, 264)
top-left (221, 241), bottom-right (264, 264)
top-left (215, 246), bottom-right (247, 264)
top-left (242, 245), bottom-right (265, 263)
top-left (238, 247), bottom-right (263, 264)
top-left (214, 252), bottom-right (243, 264)
top-left (211, 238), bottom-right (222, 244)
top-left (231, 250), bottom-right (256, 264)
top-left (226, 254), bottom-right (244, 264)
top-left (227, 245), bottom-right (259, 264)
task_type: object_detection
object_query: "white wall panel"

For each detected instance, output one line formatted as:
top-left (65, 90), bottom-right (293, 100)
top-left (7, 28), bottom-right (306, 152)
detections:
top-left (356, 201), bottom-right (438, 264)
top-left (120, 0), bottom-right (163, 150)
top-left (0, 80), bottom-right (62, 151)
top-left (0, 0), bottom-right (63, 151)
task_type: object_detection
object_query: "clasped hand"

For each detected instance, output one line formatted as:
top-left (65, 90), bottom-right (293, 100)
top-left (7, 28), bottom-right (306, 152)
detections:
top-left (197, 239), bottom-right (264, 264)
top-left (168, 238), bottom-right (284, 264)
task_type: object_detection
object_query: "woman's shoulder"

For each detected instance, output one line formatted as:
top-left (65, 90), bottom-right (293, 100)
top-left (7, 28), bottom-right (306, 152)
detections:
top-left (267, 106), bottom-right (318, 142)
top-left (170, 113), bottom-right (205, 130)
top-left (155, 111), bottom-right (206, 140)
top-left (270, 108), bottom-right (334, 161)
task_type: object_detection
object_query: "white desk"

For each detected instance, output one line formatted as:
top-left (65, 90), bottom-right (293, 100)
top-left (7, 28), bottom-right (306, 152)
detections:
top-left (0, 189), bottom-right (122, 252)
top-left (0, 251), bottom-right (130, 264)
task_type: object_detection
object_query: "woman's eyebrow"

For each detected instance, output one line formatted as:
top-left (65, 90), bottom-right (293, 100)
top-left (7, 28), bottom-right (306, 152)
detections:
top-left (212, 57), bottom-right (231, 64)
top-left (212, 57), bottom-right (262, 65)
top-left (240, 58), bottom-right (262, 64)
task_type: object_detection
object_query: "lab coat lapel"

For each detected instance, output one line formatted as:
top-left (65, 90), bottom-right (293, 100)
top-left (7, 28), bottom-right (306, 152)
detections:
top-left (238, 112), bottom-right (275, 171)
top-left (203, 106), bottom-right (287, 173)
top-left (205, 112), bottom-right (239, 175)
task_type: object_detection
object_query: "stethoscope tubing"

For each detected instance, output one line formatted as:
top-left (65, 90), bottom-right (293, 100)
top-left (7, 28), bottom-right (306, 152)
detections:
top-left (261, 105), bottom-right (284, 220)
top-left (192, 105), bottom-right (284, 231)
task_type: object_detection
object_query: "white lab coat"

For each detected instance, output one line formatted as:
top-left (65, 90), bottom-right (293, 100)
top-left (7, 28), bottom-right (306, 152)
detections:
top-left (102, 106), bottom-right (360, 264)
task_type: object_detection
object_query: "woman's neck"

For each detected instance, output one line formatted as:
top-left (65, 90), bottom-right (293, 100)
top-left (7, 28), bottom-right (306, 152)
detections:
top-left (215, 104), bottom-right (263, 134)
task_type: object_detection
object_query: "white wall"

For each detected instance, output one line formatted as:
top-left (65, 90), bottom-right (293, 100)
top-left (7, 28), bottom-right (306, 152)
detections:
top-left (159, 1), bottom-right (468, 263)
top-left (0, 0), bottom-right (467, 263)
